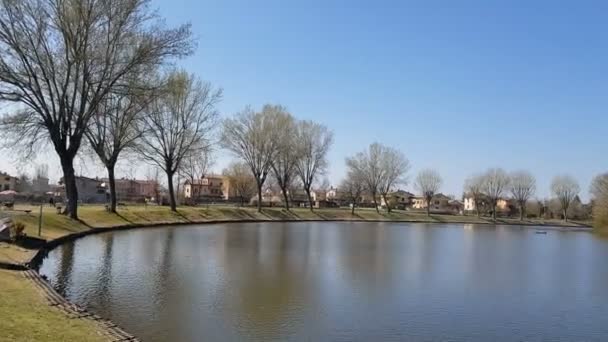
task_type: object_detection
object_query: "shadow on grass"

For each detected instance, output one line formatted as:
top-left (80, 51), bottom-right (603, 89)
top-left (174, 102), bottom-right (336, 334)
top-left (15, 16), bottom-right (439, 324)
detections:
top-left (173, 209), bottom-right (193, 223)
top-left (114, 212), bottom-right (135, 226)
top-left (216, 208), bottom-right (259, 220)
top-left (260, 208), bottom-right (300, 220)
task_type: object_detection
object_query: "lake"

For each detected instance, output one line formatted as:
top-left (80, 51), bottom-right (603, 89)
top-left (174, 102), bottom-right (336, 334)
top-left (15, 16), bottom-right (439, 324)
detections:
top-left (38, 222), bottom-right (608, 341)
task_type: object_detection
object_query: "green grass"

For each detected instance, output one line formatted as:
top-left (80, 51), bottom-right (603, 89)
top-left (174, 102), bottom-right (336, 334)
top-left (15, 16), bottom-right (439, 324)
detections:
top-left (0, 270), bottom-right (105, 342)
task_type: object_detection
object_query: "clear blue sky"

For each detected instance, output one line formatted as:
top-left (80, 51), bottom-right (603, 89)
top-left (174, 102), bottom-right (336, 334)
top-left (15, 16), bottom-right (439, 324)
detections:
top-left (7, 0), bottom-right (608, 200)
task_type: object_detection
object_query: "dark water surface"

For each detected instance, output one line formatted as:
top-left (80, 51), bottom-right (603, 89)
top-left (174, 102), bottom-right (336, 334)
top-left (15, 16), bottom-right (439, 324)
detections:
top-left (39, 222), bottom-right (608, 341)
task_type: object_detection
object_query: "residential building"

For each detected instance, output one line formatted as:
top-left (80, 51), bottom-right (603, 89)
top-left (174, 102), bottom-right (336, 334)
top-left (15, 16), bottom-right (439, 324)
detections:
top-left (325, 186), bottom-right (351, 206)
top-left (250, 188), bottom-right (283, 206)
top-left (463, 194), bottom-right (514, 216)
top-left (412, 193), bottom-right (457, 213)
top-left (183, 175), bottom-right (226, 202)
top-left (0, 172), bottom-right (18, 191)
top-left (59, 176), bottom-right (107, 203)
top-left (380, 190), bottom-right (415, 210)
top-left (101, 178), bottom-right (159, 202)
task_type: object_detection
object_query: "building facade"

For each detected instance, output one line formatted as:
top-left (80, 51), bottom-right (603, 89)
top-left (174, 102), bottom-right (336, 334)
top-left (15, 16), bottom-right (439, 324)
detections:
top-left (183, 175), bottom-right (226, 202)
top-left (463, 194), bottom-right (513, 216)
top-left (0, 172), bottom-right (19, 191)
top-left (101, 178), bottom-right (158, 202)
top-left (380, 190), bottom-right (415, 210)
top-left (412, 193), bottom-right (455, 212)
top-left (59, 176), bottom-right (107, 203)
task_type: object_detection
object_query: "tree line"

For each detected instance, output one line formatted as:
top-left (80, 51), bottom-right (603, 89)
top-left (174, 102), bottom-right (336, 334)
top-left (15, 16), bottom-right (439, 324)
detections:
top-left (0, 1), bottom-right (604, 231)
top-left (0, 0), bottom-right (201, 218)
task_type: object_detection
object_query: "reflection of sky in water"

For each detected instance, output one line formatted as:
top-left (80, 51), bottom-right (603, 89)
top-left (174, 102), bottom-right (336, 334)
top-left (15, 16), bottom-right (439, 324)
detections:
top-left (39, 223), bottom-right (608, 342)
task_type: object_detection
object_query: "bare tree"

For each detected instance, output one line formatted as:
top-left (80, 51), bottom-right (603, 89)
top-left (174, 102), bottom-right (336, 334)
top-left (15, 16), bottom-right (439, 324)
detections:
top-left (223, 161), bottom-right (257, 206)
top-left (0, 0), bottom-right (193, 219)
top-left (509, 170), bottom-right (536, 221)
top-left (464, 174), bottom-right (485, 217)
top-left (347, 143), bottom-right (408, 214)
top-left (377, 147), bottom-right (410, 213)
top-left (138, 71), bottom-right (221, 212)
top-left (294, 120), bottom-right (334, 211)
top-left (591, 173), bottom-right (608, 229)
top-left (551, 175), bottom-right (580, 222)
top-left (415, 169), bottom-right (442, 217)
top-left (179, 146), bottom-right (213, 205)
top-left (340, 169), bottom-right (366, 215)
top-left (221, 105), bottom-right (283, 212)
top-left (86, 85), bottom-right (151, 212)
top-left (346, 143), bottom-right (383, 213)
top-left (269, 109), bottom-right (297, 210)
top-left (482, 168), bottom-right (510, 220)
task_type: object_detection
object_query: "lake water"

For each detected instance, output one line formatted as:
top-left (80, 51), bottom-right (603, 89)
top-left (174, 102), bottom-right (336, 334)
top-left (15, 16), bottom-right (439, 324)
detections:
top-left (38, 222), bottom-right (608, 341)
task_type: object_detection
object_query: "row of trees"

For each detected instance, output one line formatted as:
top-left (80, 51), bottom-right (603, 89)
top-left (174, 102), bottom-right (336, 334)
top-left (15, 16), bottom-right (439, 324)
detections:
top-left (464, 169), bottom-right (585, 222)
top-left (0, 0), bottom-right (225, 218)
top-left (221, 105), bottom-right (334, 212)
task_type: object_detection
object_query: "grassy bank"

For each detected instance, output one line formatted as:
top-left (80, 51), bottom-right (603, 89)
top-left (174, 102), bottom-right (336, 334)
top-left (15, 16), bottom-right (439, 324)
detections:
top-left (0, 269), bottom-right (105, 342)
top-left (0, 204), bottom-right (592, 341)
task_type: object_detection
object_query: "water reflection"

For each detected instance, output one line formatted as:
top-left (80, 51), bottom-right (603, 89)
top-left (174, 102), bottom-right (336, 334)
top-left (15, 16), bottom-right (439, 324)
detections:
top-left (39, 222), bottom-right (608, 342)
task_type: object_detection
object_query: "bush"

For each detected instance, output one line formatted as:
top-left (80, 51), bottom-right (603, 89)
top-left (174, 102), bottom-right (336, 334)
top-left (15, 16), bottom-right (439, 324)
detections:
top-left (13, 222), bottom-right (26, 240)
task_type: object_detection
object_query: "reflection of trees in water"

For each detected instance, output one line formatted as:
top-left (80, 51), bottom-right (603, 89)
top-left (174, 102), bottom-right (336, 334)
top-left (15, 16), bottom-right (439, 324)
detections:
top-left (222, 224), bottom-right (313, 340)
top-left (83, 234), bottom-right (115, 312)
top-left (54, 242), bottom-right (75, 296)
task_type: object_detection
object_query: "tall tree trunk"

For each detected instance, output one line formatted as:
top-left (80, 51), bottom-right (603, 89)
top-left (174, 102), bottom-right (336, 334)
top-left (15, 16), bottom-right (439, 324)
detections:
top-left (373, 192), bottom-right (379, 213)
top-left (107, 162), bottom-right (117, 213)
top-left (256, 181), bottom-right (263, 212)
top-left (351, 200), bottom-right (356, 215)
top-left (475, 200), bottom-right (480, 217)
top-left (305, 187), bottom-right (314, 212)
top-left (426, 198), bottom-right (431, 217)
top-left (563, 208), bottom-right (568, 222)
top-left (60, 156), bottom-right (79, 220)
top-left (167, 171), bottom-right (177, 212)
top-left (383, 194), bottom-right (391, 213)
top-left (519, 202), bottom-right (525, 221)
top-left (492, 201), bottom-right (497, 221)
top-left (281, 188), bottom-right (290, 211)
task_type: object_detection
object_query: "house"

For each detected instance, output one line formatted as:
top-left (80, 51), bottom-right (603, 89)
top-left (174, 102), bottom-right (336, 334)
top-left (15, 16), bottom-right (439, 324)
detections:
top-left (59, 176), bottom-right (106, 203)
top-left (448, 199), bottom-right (465, 214)
top-left (183, 175), bottom-right (226, 202)
top-left (325, 186), bottom-right (347, 206)
top-left (101, 178), bottom-right (159, 202)
top-left (380, 190), bottom-right (415, 210)
top-left (463, 194), bottom-right (514, 216)
top-left (250, 188), bottom-right (283, 207)
top-left (0, 172), bottom-right (19, 191)
top-left (412, 193), bottom-right (455, 213)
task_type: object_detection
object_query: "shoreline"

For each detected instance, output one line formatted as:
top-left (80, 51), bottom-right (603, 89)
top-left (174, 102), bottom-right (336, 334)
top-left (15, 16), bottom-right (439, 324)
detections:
top-left (1, 210), bottom-right (594, 271)
top-left (25, 214), bottom-right (593, 271)
top-left (0, 207), bottom-right (594, 342)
